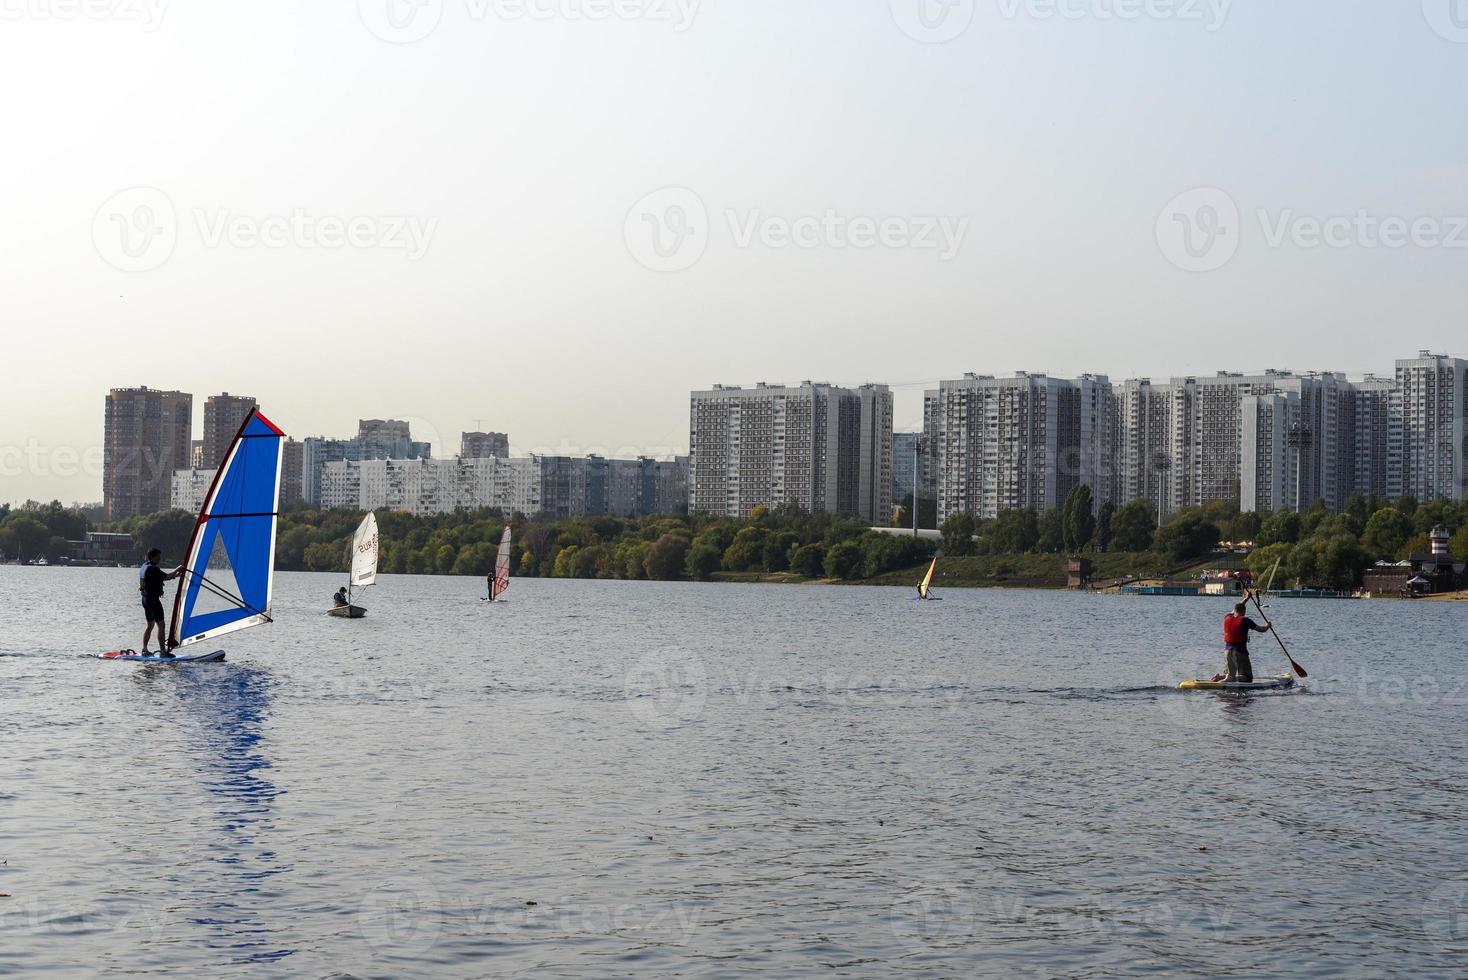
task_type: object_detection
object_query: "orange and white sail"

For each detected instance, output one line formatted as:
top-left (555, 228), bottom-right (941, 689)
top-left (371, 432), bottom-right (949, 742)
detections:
top-left (918, 555), bottom-right (938, 599)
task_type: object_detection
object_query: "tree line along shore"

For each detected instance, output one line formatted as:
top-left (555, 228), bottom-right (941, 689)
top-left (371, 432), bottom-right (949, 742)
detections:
top-left (2, 488), bottom-right (1464, 590)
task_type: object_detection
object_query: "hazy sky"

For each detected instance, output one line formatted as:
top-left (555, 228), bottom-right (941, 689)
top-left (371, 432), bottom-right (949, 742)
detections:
top-left (2, 0), bottom-right (1465, 504)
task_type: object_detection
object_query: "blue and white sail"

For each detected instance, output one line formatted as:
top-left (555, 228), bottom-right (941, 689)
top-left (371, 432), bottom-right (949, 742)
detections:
top-left (169, 409), bottom-right (286, 649)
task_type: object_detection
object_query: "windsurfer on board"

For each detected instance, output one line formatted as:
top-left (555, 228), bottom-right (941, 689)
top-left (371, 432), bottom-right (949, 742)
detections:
top-left (139, 548), bottom-right (181, 657)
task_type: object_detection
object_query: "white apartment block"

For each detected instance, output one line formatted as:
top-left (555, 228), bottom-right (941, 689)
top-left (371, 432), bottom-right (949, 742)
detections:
top-left (170, 468), bottom-right (216, 514)
top-left (1395, 352), bottom-right (1467, 502)
top-left (688, 382), bottom-right (893, 522)
top-left (317, 454), bottom-right (687, 518)
top-left (925, 373), bottom-right (1110, 522)
top-left (1114, 379), bottom-right (1173, 517)
top-left (321, 457), bottom-right (543, 517)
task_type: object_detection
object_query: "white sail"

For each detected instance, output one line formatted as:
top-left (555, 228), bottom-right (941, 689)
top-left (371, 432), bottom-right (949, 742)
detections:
top-left (491, 526), bottom-right (512, 600)
top-left (351, 512), bottom-right (379, 588)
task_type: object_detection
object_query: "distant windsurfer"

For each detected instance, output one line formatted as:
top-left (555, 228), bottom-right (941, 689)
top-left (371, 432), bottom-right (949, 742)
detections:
top-left (1215, 599), bottom-right (1269, 683)
top-left (333, 587), bottom-right (350, 608)
top-left (139, 548), bottom-right (181, 657)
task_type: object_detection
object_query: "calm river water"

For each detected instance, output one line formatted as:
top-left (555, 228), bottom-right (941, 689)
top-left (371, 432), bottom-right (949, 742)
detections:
top-left (2, 566), bottom-right (1465, 977)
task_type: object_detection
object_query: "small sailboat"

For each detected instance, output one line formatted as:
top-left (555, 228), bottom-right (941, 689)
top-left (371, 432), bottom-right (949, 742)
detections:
top-left (484, 525), bottom-right (511, 602)
top-left (100, 409), bottom-right (286, 663)
top-left (916, 553), bottom-right (942, 601)
top-left (329, 512), bottom-right (378, 618)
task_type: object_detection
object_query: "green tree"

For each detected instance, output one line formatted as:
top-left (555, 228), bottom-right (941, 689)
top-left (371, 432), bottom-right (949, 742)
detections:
top-left (789, 543), bottom-right (825, 577)
top-left (643, 532), bottom-right (690, 581)
top-left (990, 508), bottom-right (1040, 554)
top-left (1362, 508), bottom-right (1412, 560)
top-left (1256, 511), bottom-right (1303, 547)
top-left (1095, 500), bottom-right (1116, 553)
top-left (1452, 525), bottom-right (1468, 562)
top-left (1036, 509), bottom-right (1064, 553)
top-left (685, 540), bottom-right (722, 581)
top-left (1153, 511), bottom-right (1220, 563)
top-left (1245, 542), bottom-right (1292, 584)
top-left (824, 541), bottom-right (863, 580)
top-left (1109, 501), bottom-right (1156, 553)
top-left (1061, 485), bottom-right (1096, 552)
top-left (303, 541), bottom-right (343, 572)
top-left (721, 526), bottom-right (768, 572)
top-left (3, 515), bottom-right (50, 559)
top-left (939, 511), bottom-right (977, 557)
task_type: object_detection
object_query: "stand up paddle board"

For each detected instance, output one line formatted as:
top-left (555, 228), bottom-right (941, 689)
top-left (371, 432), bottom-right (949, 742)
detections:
top-left (97, 650), bottom-right (226, 664)
top-left (1178, 674), bottom-right (1294, 691)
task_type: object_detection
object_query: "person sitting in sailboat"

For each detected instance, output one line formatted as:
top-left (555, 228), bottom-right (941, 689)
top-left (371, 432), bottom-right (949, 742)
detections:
top-left (332, 587), bottom-right (350, 608)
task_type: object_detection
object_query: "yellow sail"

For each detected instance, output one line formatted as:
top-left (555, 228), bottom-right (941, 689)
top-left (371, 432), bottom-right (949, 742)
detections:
top-left (919, 556), bottom-right (937, 598)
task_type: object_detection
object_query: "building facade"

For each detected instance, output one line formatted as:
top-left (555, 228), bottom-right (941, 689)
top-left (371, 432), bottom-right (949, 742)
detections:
top-left (688, 383), bottom-right (892, 522)
top-left (1395, 352), bottom-right (1467, 503)
top-left (201, 392), bottom-right (258, 468)
top-left (103, 387), bottom-right (193, 519)
top-left (461, 431), bottom-right (510, 459)
top-left (318, 454), bottom-right (687, 518)
top-left (170, 467), bottom-right (216, 514)
top-left (301, 422), bottom-right (433, 505)
top-left (925, 373), bottom-right (1110, 522)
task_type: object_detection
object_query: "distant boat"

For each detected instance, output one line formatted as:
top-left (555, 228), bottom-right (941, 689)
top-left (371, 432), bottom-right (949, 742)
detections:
top-left (485, 526), bottom-right (511, 602)
top-left (329, 512), bottom-right (378, 619)
top-left (916, 554), bottom-right (941, 601)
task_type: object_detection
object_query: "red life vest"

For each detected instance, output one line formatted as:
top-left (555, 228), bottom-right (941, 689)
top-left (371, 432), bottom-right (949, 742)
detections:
top-left (1223, 613), bottom-right (1249, 645)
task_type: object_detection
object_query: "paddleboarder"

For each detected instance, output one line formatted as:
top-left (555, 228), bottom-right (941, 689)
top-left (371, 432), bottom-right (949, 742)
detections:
top-left (138, 548), bottom-right (181, 657)
top-left (1215, 599), bottom-right (1269, 683)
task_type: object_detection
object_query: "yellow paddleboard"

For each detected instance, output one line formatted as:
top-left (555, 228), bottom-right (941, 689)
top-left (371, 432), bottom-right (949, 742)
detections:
top-left (1178, 675), bottom-right (1294, 691)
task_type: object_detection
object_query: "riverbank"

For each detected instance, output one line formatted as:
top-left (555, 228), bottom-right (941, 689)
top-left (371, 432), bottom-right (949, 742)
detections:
top-left (713, 551), bottom-right (1197, 589)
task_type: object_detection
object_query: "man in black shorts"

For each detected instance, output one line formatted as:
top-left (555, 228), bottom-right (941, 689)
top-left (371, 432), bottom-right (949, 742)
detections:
top-left (139, 548), bottom-right (182, 657)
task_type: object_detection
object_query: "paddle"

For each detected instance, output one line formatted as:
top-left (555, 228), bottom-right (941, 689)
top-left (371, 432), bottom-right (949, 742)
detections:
top-left (1249, 558), bottom-right (1307, 678)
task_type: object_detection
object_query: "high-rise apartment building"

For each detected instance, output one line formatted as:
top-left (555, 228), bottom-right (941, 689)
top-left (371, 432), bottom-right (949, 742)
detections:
top-left (201, 392), bottom-right (258, 468)
top-left (1394, 352), bottom-right (1467, 503)
top-left (1114, 379), bottom-right (1173, 517)
top-left (925, 373), bottom-right (1109, 522)
top-left (688, 382), bottom-right (892, 522)
top-left (103, 387), bottom-right (193, 519)
top-left (301, 423), bottom-right (432, 505)
top-left (461, 431), bottom-right (510, 459)
top-left (281, 439), bottom-right (304, 506)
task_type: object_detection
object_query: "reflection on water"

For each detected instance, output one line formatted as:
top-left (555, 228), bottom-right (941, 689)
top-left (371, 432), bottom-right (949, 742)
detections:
top-left (137, 665), bottom-right (293, 965)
